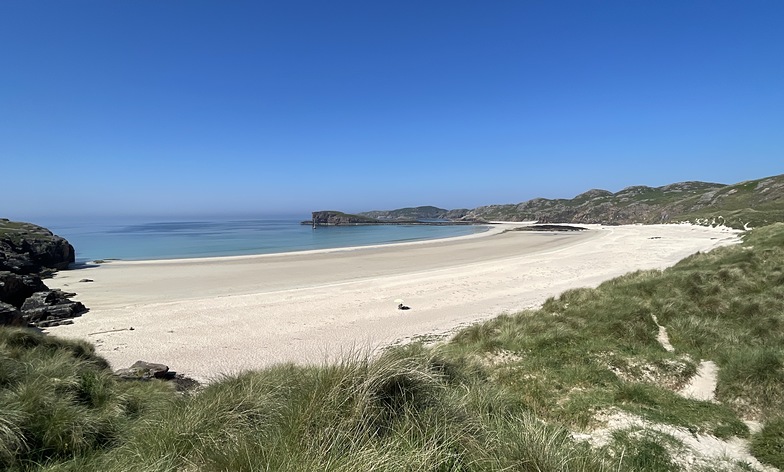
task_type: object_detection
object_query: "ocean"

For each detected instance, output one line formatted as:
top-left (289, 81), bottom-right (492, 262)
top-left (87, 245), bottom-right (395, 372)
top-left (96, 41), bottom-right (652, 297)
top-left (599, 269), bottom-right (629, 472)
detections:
top-left (40, 217), bottom-right (489, 263)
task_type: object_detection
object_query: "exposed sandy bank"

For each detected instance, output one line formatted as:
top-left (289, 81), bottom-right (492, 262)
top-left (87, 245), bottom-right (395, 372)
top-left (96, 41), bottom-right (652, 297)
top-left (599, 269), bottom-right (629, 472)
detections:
top-left (46, 223), bottom-right (740, 382)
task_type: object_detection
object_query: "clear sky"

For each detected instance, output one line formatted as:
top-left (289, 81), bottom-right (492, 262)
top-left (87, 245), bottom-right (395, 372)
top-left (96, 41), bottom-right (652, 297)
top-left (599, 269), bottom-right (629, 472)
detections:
top-left (1, 1), bottom-right (782, 220)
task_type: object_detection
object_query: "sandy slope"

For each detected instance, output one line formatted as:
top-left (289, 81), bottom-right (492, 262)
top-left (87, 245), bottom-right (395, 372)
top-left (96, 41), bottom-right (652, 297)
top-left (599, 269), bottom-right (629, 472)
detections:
top-left (45, 223), bottom-right (740, 382)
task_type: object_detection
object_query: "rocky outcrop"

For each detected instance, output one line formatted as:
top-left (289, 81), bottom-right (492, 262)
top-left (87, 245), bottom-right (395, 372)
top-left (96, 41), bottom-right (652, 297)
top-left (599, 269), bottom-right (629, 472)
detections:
top-left (358, 206), bottom-right (474, 222)
top-left (19, 290), bottom-right (86, 327)
top-left (310, 211), bottom-right (382, 226)
top-left (0, 219), bottom-right (75, 274)
top-left (115, 360), bottom-right (200, 392)
top-left (0, 219), bottom-right (86, 327)
top-left (308, 210), bottom-right (481, 226)
top-left (0, 302), bottom-right (23, 326)
top-left (0, 271), bottom-right (48, 307)
top-left (513, 224), bottom-right (587, 232)
top-left (0, 270), bottom-right (86, 327)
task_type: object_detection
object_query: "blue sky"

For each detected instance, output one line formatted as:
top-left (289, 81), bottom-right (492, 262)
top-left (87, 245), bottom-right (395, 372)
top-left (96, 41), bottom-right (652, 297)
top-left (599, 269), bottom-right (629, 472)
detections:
top-left (1, 1), bottom-right (782, 219)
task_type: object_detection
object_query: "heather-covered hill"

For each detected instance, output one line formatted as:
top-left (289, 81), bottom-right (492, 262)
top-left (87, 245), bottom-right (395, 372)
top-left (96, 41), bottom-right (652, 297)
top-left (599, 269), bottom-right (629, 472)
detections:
top-left (462, 174), bottom-right (784, 228)
top-left (357, 174), bottom-right (784, 229)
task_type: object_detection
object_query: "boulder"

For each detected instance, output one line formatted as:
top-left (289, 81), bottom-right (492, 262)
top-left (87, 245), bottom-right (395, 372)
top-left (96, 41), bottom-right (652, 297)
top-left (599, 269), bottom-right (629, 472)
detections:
top-left (20, 290), bottom-right (87, 326)
top-left (0, 271), bottom-right (48, 308)
top-left (0, 302), bottom-right (24, 326)
top-left (114, 361), bottom-right (200, 392)
top-left (115, 361), bottom-right (173, 380)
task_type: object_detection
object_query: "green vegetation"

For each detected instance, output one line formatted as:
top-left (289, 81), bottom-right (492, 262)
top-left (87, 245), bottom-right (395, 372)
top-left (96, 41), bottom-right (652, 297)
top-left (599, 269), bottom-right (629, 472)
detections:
top-left (0, 329), bottom-right (173, 470)
top-left (313, 210), bottom-right (382, 224)
top-left (750, 417), bottom-right (784, 469)
top-left (678, 178), bottom-right (784, 228)
top-left (0, 220), bottom-right (34, 244)
top-left (3, 223), bottom-right (784, 470)
top-left (471, 173), bottom-right (784, 228)
top-left (360, 206), bottom-right (450, 220)
top-left (607, 429), bottom-right (680, 472)
top-left (1, 334), bottom-right (609, 471)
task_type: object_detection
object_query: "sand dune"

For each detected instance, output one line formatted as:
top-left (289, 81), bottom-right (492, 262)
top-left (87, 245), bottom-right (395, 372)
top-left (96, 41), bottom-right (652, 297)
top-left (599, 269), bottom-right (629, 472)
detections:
top-left (45, 223), bottom-right (740, 382)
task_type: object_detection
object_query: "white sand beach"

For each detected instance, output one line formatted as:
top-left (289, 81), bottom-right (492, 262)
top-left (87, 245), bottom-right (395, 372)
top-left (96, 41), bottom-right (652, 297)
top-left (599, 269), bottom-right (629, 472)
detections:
top-left (45, 223), bottom-right (740, 382)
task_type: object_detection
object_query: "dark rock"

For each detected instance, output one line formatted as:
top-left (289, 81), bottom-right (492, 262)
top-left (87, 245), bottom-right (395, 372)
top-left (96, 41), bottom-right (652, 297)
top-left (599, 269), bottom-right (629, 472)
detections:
top-left (513, 224), bottom-right (587, 232)
top-left (36, 319), bottom-right (74, 327)
top-left (0, 271), bottom-right (48, 308)
top-left (20, 290), bottom-right (87, 326)
top-left (172, 374), bottom-right (200, 392)
top-left (115, 360), bottom-right (172, 380)
top-left (114, 360), bottom-right (200, 392)
top-left (0, 220), bottom-right (75, 274)
top-left (78, 278), bottom-right (94, 283)
top-left (0, 220), bottom-right (88, 326)
top-left (21, 290), bottom-right (59, 310)
top-left (0, 302), bottom-right (24, 326)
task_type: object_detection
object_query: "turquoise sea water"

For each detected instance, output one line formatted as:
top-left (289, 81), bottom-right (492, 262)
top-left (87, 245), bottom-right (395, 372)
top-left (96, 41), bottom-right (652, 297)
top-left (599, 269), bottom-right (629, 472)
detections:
top-left (41, 217), bottom-right (489, 263)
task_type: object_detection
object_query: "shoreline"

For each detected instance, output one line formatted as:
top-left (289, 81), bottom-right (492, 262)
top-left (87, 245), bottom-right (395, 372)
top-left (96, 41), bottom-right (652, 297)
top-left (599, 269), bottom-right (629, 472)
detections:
top-left (69, 222), bottom-right (496, 269)
top-left (46, 223), bottom-right (741, 382)
top-left (77, 221), bottom-right (520, 266)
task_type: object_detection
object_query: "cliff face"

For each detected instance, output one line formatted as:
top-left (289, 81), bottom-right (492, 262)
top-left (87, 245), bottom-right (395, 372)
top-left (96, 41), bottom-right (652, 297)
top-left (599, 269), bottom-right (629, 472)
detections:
top-left (0, 219), bottom-right (75, 274)
top-left (0, 219), bottom-right (85, 327)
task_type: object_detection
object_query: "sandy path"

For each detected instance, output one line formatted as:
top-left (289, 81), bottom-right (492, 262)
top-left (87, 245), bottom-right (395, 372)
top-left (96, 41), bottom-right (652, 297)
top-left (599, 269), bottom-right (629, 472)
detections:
top-left (46, 223), bottom-right (740, 382)
top-left (679, 360), bottom-right (719, 402)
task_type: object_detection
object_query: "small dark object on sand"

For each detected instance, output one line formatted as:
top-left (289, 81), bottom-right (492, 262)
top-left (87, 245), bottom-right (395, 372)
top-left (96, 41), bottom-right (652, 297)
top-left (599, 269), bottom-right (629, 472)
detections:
top-left (398, 303), bottom-right (411, 310)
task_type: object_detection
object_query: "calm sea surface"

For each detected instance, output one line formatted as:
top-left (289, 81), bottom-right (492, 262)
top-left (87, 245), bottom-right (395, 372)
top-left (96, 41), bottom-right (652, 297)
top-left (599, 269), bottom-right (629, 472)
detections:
top-left (41, 217), bottom-right (489, 263)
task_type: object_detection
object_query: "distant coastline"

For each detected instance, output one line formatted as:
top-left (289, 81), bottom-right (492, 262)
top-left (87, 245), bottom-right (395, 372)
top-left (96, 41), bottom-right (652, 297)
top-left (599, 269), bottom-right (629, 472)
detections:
top-left (304, 210), bottom-right (484, 227)
top-left (302, 220), bottom-right (479, 226)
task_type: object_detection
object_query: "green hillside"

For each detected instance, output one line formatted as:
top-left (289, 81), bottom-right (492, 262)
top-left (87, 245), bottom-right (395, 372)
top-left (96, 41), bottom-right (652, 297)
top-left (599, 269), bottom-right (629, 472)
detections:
top-left (349, 174), bottom-right (784, 229)
top-left (359, 206), bottom-right (465, 221)
top-left (465, 174), bottom-right (784, 228)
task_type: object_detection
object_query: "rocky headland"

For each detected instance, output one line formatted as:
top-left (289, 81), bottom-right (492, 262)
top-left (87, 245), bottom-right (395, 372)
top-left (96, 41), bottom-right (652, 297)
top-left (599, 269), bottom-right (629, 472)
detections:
top-left (0, 219), bottom-right (87, 327)
top-left (359, 205), bottom-right (471, 221)
top-left (305, 210), bottom-right (478, 226)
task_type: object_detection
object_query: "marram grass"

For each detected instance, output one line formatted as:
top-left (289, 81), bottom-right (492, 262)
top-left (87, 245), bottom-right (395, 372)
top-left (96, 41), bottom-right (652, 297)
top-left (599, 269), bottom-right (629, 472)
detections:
top-left (1, 331), bottom-right (611, 471)
top-left (3, 223), bottom-right (784, 471)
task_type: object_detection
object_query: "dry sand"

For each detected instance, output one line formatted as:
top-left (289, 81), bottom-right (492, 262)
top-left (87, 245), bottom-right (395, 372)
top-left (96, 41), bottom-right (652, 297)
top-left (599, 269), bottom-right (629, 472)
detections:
top-left (45, 223), bottom-right (740, 382)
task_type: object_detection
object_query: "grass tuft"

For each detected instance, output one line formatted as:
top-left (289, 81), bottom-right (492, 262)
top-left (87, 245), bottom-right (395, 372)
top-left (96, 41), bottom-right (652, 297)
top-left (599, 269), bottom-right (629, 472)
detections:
top-left (750, 417), bottom-right (784, 469)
